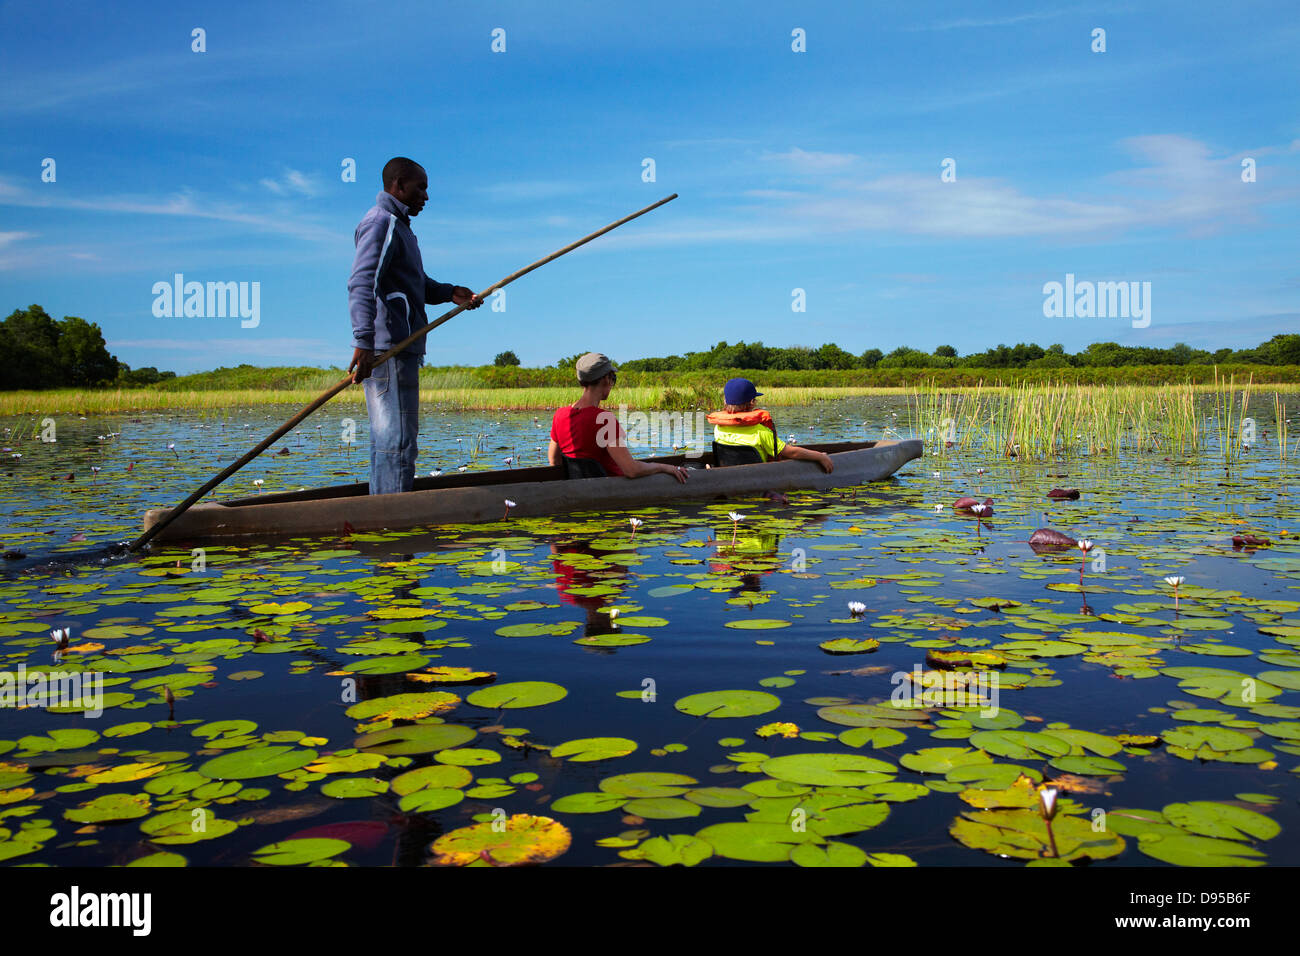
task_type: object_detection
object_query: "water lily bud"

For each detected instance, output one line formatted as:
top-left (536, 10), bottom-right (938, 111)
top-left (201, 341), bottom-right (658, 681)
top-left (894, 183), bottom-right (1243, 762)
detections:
top-left (1039, 786), bottom-right (1059, 820)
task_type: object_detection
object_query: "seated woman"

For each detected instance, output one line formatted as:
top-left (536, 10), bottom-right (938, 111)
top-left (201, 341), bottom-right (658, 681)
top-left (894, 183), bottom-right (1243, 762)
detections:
top-left (547, 352), bottom-right (689, 482)
top-left (707, 377), bottom-right (833, 472)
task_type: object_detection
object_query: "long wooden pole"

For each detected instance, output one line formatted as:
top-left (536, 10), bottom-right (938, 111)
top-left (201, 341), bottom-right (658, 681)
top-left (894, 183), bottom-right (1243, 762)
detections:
top-left (127, 193), bottom-right (678, 551)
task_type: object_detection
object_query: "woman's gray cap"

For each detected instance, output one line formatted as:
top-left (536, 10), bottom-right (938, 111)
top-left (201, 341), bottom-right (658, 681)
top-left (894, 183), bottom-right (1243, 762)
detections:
top-left (576, 352), bottom-right (617, 383)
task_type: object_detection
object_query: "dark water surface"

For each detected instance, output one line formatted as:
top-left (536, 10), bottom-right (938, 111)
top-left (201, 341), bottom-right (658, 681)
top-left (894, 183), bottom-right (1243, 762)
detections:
top-left (1, 399), bottom-right (1297, 867)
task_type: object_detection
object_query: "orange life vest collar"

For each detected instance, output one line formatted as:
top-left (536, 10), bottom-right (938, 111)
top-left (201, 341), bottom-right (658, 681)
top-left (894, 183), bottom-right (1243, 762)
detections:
top-left (706, 409), bottom-right (775, 429)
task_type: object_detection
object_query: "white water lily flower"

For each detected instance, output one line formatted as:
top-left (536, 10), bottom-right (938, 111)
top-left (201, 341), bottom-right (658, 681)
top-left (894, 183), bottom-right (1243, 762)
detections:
top-left (504, 457), bottom-right (513, 465)
top-left (847, 601), bottom-right (867, 615)
top-left (629, 517), bottom-right (644, 529)
top-left (934, 504), bottom-right (943, 512)
top-left (504, 499), bottom-right (517, 508)
top-left (1164, 576), bottom-right (1185, 587)
top-left (609, 608), bottom-right (620, 620)
top-left (1077, 539), bottom-right (1093, 552)
top-left (728, 512), bottom-right (746, 522)
top-left (972, 504), bottom-right (986, 515)
top-left (932, 471), bottom-right (941, 478)
top-left (167, 443), bottom-right (175, 450)
top-left (1039, 786), bottom-right (1059, 820)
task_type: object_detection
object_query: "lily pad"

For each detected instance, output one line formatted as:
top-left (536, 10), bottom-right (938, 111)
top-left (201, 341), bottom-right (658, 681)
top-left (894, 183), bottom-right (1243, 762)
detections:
top-left (674, 690), bottom-right (781, 719)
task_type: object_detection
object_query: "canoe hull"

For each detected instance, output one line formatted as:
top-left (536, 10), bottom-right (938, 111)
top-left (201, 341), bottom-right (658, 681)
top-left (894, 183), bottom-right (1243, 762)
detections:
top-left (142, 439), bottom-right (922, 542)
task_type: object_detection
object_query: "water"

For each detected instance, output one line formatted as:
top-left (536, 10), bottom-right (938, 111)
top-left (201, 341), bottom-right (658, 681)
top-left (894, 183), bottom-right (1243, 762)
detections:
top-left (1, 398), bottom-right (1296, 867)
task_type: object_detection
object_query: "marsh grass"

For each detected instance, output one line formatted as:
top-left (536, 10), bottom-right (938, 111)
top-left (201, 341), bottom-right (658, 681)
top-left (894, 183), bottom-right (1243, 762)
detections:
top-left (908, 377), bottom-right (1298, 460)
top-left (0, 384), bottom-right (899, 415)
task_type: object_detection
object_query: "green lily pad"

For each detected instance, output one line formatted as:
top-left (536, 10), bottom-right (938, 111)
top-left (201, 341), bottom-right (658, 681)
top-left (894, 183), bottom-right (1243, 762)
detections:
top-left (64, 792), bottom-right (152, 823)
top-left (790, 841), bottom-right (868, 868)
top-left (598, 772), bottom-right (697, 798)
top-left (139, 808), bottom-right (239, 844)
top-left (900, 747), bottom-right (993, 775)
top-left (551, 737), bottom-right (638, 762)
top-left (622, 797), bottom-right (702, 820)
top-left (695, 821), bottom-right (819, 862)
top-left (466, 681), bottom-right (568, 709)
top-left (1161, 801), bottom-right (1280, 841)
top-left (674, 690), bottom-right (781, 719)
top-left (320, 777), bottom-right (388, 798)
top-left (251, 838), bottom-right (350, 865)
top-left (198, 746), bottom-right (320, 780)
top-left (549, 792), bottom-right (629, 814)
top-left (353, 723), bottom-right (476, 755)
top-left (761, 753), bottom-right (896, 786)
top-left (625, 833), bottom-right (713, 866)
top-left (1138, 833), bottom-right (1267, 867)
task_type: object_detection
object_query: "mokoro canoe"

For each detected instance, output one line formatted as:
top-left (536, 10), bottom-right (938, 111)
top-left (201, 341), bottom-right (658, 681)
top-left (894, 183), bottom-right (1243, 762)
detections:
top-left (141, 439), bottom-right (923, 543)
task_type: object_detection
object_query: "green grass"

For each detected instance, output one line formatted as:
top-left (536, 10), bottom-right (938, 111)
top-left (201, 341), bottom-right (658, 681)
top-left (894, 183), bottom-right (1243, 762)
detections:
top-left (2, 366), bottom-right (1298, 416)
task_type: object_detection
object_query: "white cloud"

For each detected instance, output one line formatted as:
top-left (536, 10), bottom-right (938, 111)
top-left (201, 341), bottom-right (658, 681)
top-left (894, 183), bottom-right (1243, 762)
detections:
top-left (762, 147), bottom-right (858, 172)
top-left (109, 336), bottom-right (343, 366)
top-left (0, 230), bottom-right (34, 247)
top-left (0, 176), bottom-right (336, 243)
top-left (260, 169), bottom-right (320, 197)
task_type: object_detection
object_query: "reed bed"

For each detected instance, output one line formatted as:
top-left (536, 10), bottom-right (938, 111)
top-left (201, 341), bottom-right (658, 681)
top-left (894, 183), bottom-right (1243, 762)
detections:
top-left (0, 384), bottom-right (900, 415)
top-left (908, 381), bottom-right (1245, 459)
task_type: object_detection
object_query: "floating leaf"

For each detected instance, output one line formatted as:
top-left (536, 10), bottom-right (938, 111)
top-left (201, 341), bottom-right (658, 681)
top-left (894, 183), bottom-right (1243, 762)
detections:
top-left (551, 737), bottom-right (638, 762)
top-left (353, 724), bottom-right (476, 755)
top-left (467, 682), bottom-right (568, 710)
top-left (251, 838), bottom-right (350, 865)
top-left (429, 814), bottom-right (571, 866)
top-left (674, 690), bottom-right (781, 719)
top-left (199, 746), bottom-right (319, 780)
top-left (761, 753), bottom-right (896, 786)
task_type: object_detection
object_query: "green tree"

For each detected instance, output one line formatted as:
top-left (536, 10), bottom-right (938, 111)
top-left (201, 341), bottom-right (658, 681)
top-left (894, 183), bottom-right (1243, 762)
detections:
top-left (493, 350), bottom-right (521, 367)
top-left (859, 348), bottom-right (884, 368)
top-left (57, 315), bottom-right (119, 385)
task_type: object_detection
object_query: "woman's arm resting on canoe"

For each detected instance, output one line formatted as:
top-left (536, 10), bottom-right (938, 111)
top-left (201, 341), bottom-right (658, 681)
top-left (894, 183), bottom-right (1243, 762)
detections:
top-left (547, 440), bottom-right (561, 467)
top-left (606, 444), bottom-right (688, 483)
top-left (777, 443), bottom-right (834, 473)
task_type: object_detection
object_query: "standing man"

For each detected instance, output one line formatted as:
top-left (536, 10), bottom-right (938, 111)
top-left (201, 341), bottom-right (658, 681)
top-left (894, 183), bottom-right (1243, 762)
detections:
top-left (347, 157), bottom-right (482, 495)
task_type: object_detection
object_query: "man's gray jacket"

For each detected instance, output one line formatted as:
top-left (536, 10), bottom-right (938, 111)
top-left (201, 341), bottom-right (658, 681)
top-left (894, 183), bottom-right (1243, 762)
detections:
top-left (348, 191), bottom-right (455, 357)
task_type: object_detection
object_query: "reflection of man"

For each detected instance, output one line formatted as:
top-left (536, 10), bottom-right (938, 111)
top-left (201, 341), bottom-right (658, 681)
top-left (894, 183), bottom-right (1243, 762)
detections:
top-left (347, 157), bottom-right (482, 495)
top-left (551, 542), bottom-right (625, 635)
top-left (710, 531), bottom-right (781, 594)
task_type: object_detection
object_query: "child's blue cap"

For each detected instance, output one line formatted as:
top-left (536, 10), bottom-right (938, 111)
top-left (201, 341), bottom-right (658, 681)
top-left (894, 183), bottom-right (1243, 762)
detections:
top-left (723, 378), bottom-right (762, 405)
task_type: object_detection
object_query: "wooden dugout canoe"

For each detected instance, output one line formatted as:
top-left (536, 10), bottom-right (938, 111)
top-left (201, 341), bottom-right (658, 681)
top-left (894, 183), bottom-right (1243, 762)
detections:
top-left (141, 439), bottom-right (923, 543)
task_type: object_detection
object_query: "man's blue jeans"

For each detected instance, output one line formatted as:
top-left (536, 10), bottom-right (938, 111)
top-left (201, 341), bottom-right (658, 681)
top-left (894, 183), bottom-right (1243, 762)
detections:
top-left (364, 353), bottom-right (421, 495)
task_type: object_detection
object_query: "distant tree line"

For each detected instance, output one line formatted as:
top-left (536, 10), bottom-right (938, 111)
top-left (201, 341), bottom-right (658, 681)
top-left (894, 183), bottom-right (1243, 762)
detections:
top-left (617, 335), bottom-right (1300, 371)
top-left (0, 305), bottom-right (175, 390)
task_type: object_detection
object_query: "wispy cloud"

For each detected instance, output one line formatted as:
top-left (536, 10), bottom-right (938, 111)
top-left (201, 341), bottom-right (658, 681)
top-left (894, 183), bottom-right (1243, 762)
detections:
top-left (904, 10), bottom-right (1069, 31)
top-left (0, 176), bottom-right (336, 243)
top-left (259, 169), bottom-right (320, 198)
top-left (762, 147), bottom-right (859, 172)
top-left (108, 336), bottom-right (342, 365)
top-left (0, 231), bottom-right (34, 247)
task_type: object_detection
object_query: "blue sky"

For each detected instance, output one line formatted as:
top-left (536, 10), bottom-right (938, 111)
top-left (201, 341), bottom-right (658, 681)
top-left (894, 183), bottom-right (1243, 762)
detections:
top-left (1, 0), bottom-right (1297, 374)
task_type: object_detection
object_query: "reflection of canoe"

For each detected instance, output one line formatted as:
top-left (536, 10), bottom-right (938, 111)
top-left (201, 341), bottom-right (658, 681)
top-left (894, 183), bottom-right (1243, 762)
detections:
top-left (142, 439), bottom-right (923, 543)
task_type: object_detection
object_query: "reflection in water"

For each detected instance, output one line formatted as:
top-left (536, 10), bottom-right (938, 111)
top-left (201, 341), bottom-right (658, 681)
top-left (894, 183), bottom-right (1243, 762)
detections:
top-left (551, 541), bottom-right (630, 636)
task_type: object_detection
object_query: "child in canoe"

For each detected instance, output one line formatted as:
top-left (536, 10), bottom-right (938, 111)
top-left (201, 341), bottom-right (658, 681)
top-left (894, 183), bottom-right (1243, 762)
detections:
top-left (707, 378), bottom-right (833, 472)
